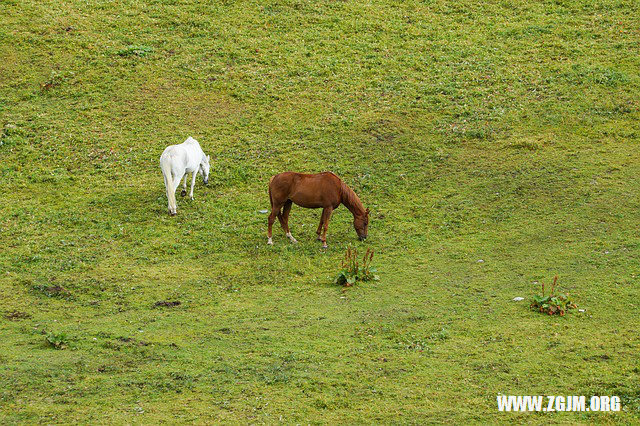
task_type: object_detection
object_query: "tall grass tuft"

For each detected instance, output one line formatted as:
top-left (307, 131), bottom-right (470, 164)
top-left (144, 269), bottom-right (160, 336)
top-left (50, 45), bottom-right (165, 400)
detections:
top-left (335, 247), bottom-right (379, 287)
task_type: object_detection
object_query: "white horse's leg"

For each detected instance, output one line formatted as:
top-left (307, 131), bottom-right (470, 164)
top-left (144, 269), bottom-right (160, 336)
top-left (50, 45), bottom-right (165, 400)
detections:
top-left (189, 171), bottom-right (197, 200)
top-left (168, 172), bottom-right (182, 216)
top-left (181, 174), bottom-right (188, 197)
top-left (172, 173), bottom-right (183, 209)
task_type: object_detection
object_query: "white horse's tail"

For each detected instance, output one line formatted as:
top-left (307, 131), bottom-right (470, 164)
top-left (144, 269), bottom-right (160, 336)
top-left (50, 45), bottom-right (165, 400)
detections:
top-left (160, 157), bottom-right (177, 215)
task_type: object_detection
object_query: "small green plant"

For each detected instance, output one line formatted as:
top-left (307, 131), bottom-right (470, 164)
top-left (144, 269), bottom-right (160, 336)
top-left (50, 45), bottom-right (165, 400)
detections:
top-left (46, 332), bottom-right (69, 350)
top-left (40, 70), bottom-right (71, 91)
top-left (530, 276), bottom-right (577, 316)
top-left (335, 247), bottom-right (379, 287)
top-left (116, 45), bottom-right (153, 57)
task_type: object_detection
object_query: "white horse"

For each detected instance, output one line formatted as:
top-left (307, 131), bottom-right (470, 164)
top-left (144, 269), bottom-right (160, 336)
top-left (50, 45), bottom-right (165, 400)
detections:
top-left (159, 137), bottom-right (210, 216)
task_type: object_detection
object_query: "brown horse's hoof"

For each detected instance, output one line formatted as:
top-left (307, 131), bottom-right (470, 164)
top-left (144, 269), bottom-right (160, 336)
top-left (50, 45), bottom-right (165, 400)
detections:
top-left (181, 190), bottom-right (187, 197)
top-left (322, 244), bottom-right (328, 249)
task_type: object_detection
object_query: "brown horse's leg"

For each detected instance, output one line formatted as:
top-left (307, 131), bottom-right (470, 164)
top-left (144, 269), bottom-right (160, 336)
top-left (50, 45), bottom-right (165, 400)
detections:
top-left (279, 200), bottom-right (297, 243)
top-left (319, 207), bottom-right (333, 249)
top-left (316, 212), bottom-right (324, 241)
top-left (267, 203), bottom-right (282, 245)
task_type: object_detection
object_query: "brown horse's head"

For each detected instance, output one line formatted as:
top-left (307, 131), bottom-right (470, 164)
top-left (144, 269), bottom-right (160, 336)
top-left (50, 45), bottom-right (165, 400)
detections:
top-left (354, 208), bottom-right (370, 240)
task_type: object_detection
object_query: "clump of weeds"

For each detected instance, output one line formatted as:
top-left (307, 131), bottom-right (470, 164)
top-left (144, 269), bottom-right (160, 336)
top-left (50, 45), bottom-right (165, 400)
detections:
top-left (530, 276), bottom-right (578, 316)
top-left (45, 332), bottom-right (69, 350)
top-left (335, 247), bottom-right (379, 287)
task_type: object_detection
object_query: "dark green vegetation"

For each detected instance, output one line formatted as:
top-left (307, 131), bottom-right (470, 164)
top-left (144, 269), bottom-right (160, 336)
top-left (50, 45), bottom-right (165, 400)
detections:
top-left (1, 0), bottom-right (639, 423)
top-left (335, 247), bottom-right (379, 286)
top-left (530, 276), bottom-right (578, 316)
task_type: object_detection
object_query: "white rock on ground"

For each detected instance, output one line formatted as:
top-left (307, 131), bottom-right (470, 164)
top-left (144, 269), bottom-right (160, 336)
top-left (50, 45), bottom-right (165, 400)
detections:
top-left (512, 297), bottom-right (525, 302)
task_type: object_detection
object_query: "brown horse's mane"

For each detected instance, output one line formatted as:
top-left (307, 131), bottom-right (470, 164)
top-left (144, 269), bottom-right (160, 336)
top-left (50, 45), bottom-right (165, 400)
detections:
top-left (340, 181), bottom-right (365, 216)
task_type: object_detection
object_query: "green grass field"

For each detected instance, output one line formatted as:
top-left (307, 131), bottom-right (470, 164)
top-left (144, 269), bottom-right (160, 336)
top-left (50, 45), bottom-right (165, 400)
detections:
top-left (1, 0), bottom-right (639, 423)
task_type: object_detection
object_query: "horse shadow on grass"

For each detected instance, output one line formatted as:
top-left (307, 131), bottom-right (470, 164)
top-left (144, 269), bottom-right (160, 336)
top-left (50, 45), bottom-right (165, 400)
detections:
top-left (87, 185), bottom-right (183, 221)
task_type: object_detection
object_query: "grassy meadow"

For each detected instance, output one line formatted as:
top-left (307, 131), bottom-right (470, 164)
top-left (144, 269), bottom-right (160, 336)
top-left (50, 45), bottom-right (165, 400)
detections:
top-left (1, 0), bottom-right (639, 423)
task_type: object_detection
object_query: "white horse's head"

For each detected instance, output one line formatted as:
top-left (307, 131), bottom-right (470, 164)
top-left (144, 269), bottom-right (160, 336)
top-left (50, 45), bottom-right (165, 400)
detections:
top-left (200, 155), bottom-right (210, 184)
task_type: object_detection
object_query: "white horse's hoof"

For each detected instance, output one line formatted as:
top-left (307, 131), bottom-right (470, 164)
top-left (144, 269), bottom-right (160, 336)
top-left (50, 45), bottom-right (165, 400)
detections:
top-left (290, 239), bottom-right (298, 244)
top-left (181, 190), bottom-right (187, 197)
top-left (190, 196), bottom-right (194, 201)
top-left (322, 244), bottom-right (328, 249)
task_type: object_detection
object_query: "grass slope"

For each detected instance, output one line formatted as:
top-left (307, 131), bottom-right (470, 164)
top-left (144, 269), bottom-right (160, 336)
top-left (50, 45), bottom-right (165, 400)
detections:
top-left (1, 0), bottom-right (639, 423)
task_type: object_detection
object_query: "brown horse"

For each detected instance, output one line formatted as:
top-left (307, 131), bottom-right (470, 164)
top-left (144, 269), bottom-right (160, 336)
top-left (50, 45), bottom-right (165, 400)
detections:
top-left (267, 172), bottom-right (369, 248)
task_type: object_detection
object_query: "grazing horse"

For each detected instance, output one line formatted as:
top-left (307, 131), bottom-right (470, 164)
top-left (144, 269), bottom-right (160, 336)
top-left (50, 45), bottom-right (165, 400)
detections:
top-left (159, 137), bottom-right (210, 216)
top-left (267, 172), bottom-right (369, 248)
